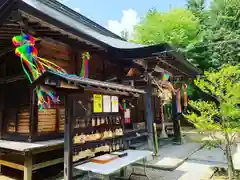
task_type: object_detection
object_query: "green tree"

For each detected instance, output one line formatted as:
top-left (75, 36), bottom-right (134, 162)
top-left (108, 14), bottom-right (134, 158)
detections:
top-left (186, 0), bottom-right (205, 23)
top-left (185, 64), bottom-right (240, 180)
top-left (133, 8), bottom-right (201, 48)
top-left (207, 0), bottom-right (240, 66)
top-left (186, 0), bottom-right (240, 70)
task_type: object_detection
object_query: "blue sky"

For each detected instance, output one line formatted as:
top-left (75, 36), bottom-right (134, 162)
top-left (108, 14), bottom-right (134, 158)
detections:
top-left (60, 0), bottom-right (188, 25)
top-left (58, 0), bottom-right (207, 37)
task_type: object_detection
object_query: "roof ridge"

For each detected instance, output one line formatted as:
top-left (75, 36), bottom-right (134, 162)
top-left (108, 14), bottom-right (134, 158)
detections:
top-left (36, 0), bottom-right (125, 41)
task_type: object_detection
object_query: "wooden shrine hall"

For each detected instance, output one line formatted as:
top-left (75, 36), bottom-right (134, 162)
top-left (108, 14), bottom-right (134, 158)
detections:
top-left (0, 0), bottom-right (202, 180)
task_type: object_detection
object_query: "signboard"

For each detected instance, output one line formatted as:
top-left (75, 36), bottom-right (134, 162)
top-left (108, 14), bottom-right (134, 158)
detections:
top-left (93, 94), bottom-right (103, 113)
top-left (111, 96), bottom-right (119, 112)
top-left (103, 95), bottom-right (111, 112)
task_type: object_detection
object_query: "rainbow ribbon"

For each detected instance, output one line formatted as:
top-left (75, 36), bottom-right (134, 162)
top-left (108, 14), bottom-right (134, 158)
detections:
top-left (80, 52), bottom-right (90, 78)
top-left (162, 73), bottom-right (169, 81)
top-left (176, 88), bottom-right (182, 113)
top-left (12, 34), bottom-right (67, 110)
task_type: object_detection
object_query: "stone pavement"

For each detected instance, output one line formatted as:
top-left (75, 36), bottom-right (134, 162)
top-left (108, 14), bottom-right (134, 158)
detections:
top-left (127, 159), bottom-right (214, 180)
top-left (54, 141), bottom-right (240, 180)
top-left (135, 142), bottom-right (203, 170)
top-left (189, 145), bottom-right (240, 170)
top-left (131, 142), bottom-right (240, 179)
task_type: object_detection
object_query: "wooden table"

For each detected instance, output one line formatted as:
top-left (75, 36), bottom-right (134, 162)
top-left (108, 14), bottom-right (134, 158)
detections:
top-left (75, 150), bottom-right (153, 180)
top-left (0, 139), bottom-right (64, 180)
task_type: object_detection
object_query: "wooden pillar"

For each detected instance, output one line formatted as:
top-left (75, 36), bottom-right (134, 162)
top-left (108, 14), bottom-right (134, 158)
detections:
top-left (144, 74), bottom-right (155, 151)
top-left (64, 95), bottom-right (73, 180)
top-left (29, 89), bottom-right (38, 142)
top-left (0, 86), bottom-right (4, 138)
top-left (0, 62), bottom-right (6, 138)
top-left (24, 154), bottom-right (33, 180)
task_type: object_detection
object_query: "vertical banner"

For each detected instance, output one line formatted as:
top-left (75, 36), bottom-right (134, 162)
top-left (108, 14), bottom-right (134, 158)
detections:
top-left (103, 95), bottom-right (111, 112)
top-left (176, 89), bottom-right (182, 113)
top-left (80, 52), bottom-right (90, 78)
top-left (124, 108), bottom-right (131, 123)
top-left (183, 84), bottom-right (188, 107)
top-left (93, 94), bottom-right (102, 113)
top-left (111, 96), bottom-right (119, 112)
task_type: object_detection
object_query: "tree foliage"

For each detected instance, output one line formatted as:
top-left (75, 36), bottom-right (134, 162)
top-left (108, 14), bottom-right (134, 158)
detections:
top-left (133, 8), bottom-right (201, 48)
top-left (186, 65), bottom-right (240, 132)
top-left (133, 0), bottom-right (240, 71)
top-left (186, 0), bottom-right (240, 70)
top-left (185, 64), bottom-right (240, 179)
top-left (186, 0), bottom-right (205, 23)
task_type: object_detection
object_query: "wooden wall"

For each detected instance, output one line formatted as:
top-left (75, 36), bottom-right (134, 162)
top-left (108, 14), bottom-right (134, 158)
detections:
top-left (0, 35), bottom-right (124, 141)
top-left (38, 38), bottom-right (74, 73)
top-left (1, 50), bottom-right (31, 136)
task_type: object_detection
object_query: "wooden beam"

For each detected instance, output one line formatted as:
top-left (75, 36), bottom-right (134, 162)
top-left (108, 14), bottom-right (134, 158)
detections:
top-left (0, 160), bottom-right (24, 171)
top-left (122, 75), bottom-right (144, 81)
top-left (156, 57), bottom-right (189, 77)
top-left (0, 74), bottom-right (26, 84)
top-left (32, 157), bottom-right (63, 171)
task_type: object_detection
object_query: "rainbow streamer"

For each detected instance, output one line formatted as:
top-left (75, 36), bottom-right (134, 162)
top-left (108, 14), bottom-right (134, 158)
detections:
top-left (80, 52), bottom-right (90, 78)
top-left (162, 73), bottom-right (169, 81)
top-left (176, 88), bottom-right (182, 113)
top-left (12, 34), bottom-right (67, 110)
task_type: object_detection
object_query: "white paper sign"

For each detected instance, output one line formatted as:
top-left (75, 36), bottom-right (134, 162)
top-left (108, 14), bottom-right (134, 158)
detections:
top-left (103, 95), bottom-right (111, 112)
top-left (111, 96), bottom-right (119, 112)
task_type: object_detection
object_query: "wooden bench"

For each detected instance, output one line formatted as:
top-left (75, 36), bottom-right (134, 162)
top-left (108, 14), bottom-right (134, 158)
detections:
top-left (0, 139), bottom-right (64, 180)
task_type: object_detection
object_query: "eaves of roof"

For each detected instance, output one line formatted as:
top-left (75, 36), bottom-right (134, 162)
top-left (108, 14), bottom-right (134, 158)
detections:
top-left (0, 0), bottom-right (201, 76)
top-left (20, 0), bottom-right (142, 49)
top-left (33, 0), bottom-right (125, 41)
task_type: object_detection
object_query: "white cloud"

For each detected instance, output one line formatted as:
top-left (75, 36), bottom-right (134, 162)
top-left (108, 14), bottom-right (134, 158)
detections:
top-left (73, 8), bottom-right (80, 13)
top-left (57, 0), bottom-right (70, 3)
top-left (107, 9), bottom-right (139, 39)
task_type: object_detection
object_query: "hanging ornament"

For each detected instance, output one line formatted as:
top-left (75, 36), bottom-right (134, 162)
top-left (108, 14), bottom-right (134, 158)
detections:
top-left (176, 88), bottom-right (182, 113)
top-left (162, 73), bottom-right (169, 81)
top-left (124, 109), bottom-right (131, 124)
top-left (80, 52), bottom-right (90, 78)
top-left (183, 84), bottom-right (188, 107)
top-left (12, 34), bottom-right (70, 110)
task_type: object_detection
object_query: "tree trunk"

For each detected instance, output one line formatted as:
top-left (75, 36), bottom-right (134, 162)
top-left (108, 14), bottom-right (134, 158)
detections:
top-left (225, 132), bottom-right (235, 180)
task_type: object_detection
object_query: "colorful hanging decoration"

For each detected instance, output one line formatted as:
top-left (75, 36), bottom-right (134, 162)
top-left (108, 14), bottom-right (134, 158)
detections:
top-left (176, 88), bottom-right (182, 113)
top-left (123, 102), bottom-right (130, 123)
top-left (80, 52), bottom-right (90, 78)
top-left (119, 102), bottom-right (131, 124)
top-left (12, 34), bottom-right (67, 110)
top-left (162, 73), bottom-right (169, 81)
top-left (183, 84), bottom-right (188, 107)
